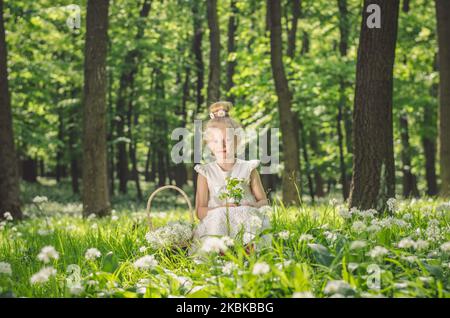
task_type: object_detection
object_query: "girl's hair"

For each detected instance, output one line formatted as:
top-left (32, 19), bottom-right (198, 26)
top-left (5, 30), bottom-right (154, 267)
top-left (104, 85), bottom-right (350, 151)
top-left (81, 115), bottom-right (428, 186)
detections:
top-left (204, 101), bottom-right (243, 154)
top-left (205, 101), bottom-right (241, 131)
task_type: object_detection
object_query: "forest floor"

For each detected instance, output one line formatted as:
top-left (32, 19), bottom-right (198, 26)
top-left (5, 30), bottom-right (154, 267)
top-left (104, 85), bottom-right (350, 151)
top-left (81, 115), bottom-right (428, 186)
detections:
top-left (0, 179), bottom-right (449, 298)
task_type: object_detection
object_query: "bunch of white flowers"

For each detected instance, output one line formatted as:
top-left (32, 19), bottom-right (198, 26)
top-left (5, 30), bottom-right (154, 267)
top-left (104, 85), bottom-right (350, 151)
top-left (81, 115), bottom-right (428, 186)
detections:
top-left (441, 242), bottom-right (450, 253)
top-left (145, 221), bottom-right (193, 249)
top-left (222, 261), bottom-right (238, 275)
top-left (277, 230), bottom-right (291, 240)
top-left (32, 196), bottom-right (48, 204)
top-left (252, 262), bottom-right (270, 275)
top-left (0, 262), bottom-right (12, 275)
top-left (30, 266), bottom-right (57, 284)
top-left (200, 237), bottom-right (229, 254)
top-left (37, 246), bottom-right (59, 263)
top-left (324, 280), bottom-right (353, 296)
top-left (368, 246), bottom-right (389, 259)
top-left (351, 221), bottom-right (367, 233)
top-left (2, 212), bottom-right (13, 221)
top-left (133, 255), bottom-right (158, 270)
top-left (386, 198), bottom-right (398, 212)
top-left (85, 248), bottom-right (101, 261)
top-left (299, 234), bottom-right (314, 242)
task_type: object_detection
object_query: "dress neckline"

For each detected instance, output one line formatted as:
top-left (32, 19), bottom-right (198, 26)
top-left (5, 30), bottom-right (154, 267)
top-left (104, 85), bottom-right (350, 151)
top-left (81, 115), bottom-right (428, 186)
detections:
top-left (215, 158), bottom-right (240, 174)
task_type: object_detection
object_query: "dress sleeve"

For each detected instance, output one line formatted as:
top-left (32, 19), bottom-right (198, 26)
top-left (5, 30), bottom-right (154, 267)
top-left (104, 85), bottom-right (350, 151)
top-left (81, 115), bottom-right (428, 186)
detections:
top-left (194, 164), bottom-right (208, 178)
top-left (248, 159), bottom-right (260, 171)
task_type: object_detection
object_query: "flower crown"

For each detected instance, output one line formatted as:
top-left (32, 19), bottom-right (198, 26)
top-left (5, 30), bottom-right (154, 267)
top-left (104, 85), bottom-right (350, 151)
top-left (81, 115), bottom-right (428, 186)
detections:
top-left (209, 109), bottom-right (229, 119)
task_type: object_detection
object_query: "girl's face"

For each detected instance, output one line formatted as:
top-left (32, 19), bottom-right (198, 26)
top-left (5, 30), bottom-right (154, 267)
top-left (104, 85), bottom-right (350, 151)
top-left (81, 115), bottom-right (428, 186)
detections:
top-left (205, 125), bottom-right (236, 162)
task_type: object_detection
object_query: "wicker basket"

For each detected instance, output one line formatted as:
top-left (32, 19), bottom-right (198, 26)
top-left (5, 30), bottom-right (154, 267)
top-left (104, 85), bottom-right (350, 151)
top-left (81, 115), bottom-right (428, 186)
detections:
top-left (145, 185), bottom-right (196, 248)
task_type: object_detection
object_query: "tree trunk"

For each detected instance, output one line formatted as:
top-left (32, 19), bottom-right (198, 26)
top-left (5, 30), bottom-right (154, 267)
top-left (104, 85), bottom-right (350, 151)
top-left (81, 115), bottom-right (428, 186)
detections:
top-left (115, 0), bottom-right (152, 194)
top-left (22, 156), bottom-right (38, 183)
top-left (268, 0), bottom-right (301, 205)
top-left (127, 95), bottom-right (142, 201)
top-left (56, 110), bottom-right (64, 182)
top-left (422, 56), bottom-right (438, 196)
top-left (226, 0), bottom-right (237, 103)
top-left (337, 0), bottom-right (350, 200)
top-left (403, 0), bottom-right (410, 13)
top-left (82, 0), bottom-right (111, 217)
top-left (436, 0), bottom-right (450, 196)
top-left (206, 0), bottom-right (221, 104)
top-left (399, 113), bottom-right (419, 197)
top-left (192, 1), bottom-right (205, 115)
top-left (287, 0), bottom-right (301, 58)
top-left (68, 94), bottom-right (79, 194)
top-left (0, 11), bottom-right (22, 220)
top-left (349, 0), bottom-right (400, 210)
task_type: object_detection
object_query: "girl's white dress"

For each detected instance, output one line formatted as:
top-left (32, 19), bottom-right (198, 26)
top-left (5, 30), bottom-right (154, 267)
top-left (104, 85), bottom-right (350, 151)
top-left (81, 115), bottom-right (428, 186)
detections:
top-left (192, 158), bottom-right (271, 249)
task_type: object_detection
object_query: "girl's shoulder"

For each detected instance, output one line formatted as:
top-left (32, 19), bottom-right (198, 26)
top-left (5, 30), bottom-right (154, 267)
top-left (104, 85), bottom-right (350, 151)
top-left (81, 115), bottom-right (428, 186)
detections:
top-left (236, 158), bottom-right (260, 171)
top-left (194, 161), bottom-right (215, 178)
top-left (235, 158), bottom-right (260, 180)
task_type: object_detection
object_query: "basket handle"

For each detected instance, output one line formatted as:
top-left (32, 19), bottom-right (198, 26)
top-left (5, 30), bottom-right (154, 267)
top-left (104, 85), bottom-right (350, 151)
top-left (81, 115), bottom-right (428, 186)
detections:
top-left (146, 185), bottom-right (195, 230)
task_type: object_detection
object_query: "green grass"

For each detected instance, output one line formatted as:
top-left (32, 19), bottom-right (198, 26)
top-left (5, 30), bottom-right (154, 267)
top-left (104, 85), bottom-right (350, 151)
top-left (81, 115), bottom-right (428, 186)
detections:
top-left (0, 181), bottom-right (449, 298)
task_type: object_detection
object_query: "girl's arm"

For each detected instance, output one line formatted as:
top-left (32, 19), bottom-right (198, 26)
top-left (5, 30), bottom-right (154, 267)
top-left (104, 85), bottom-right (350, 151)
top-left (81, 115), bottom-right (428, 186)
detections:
top-left (247, 169), bottom-right (269, 208)
top-left (195, 173), bottom-right (237, 220)
top-left (195, 174), bottom-right (210, 220)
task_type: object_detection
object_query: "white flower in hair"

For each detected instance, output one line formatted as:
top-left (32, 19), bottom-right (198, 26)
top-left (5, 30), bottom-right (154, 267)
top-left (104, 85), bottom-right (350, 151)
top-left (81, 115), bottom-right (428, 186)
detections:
top-left (217, 109), bottom-right (226, 117)
top-left (209, 112), bottom-right (215, 119)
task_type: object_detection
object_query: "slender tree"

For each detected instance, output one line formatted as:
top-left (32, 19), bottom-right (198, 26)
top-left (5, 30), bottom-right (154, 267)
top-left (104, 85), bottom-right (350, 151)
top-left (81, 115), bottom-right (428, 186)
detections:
top-left (115, 0), bottom-right (152, 194)
top-left (435, 0), bottom-right (450, 196)
top-left (349, 0), bottom-right (400, 210)
top-left (192, 0), bottom-right (205, 115)
top-left (206, 0), bottom-right (221, 104)
top-left (0, 0), bottom-right (22, 219)
top-left (268, 0), bottom-right (301, 205)
top-left (82, 0), bottom-right (111, 217)
top-left (226, 0), bottom-right (238, 103)
top-left (337, 0), bottom-right (350, 200)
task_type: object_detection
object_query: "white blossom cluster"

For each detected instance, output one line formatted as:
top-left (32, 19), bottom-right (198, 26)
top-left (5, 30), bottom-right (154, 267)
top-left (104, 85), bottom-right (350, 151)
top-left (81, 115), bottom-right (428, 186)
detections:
top-left (145, 221), bottom-right (193, 249)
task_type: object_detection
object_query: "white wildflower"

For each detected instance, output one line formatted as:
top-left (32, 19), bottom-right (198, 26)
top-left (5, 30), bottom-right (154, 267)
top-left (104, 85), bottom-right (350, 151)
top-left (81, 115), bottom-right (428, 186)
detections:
top-left (111, 215), bottom-right (119, 221)
top-left (252, 262), bottom-right (270, 275)
top-left (222, 262), bottom-right (238, 275)
top-left (292, 291), bottom-right (314, 298)
top-left (32, 196), bottom-right (48, 204)
top-left (440, 242), bottom-right (450, 253)
top-left (348, 263), bottom-right (359, 272)
top-left (3, 212), bottom-right (13, 221)
top-left (200, 237), bottom-right (228, 254)
top-left (402, 213), bottom-right (412, 220)
top-left (368, 246), bottom-right (389, 259)
top-left (324, 280), bottom-right (353, 295)
top-left (139, 246), bottom-right (148, 253)
top-left (277, 230), bottom-right (291, 240)
top-left (338, 208), bottom-right (352, 219)
top-left (30, 266), bottom-right (57, 284)
top-left (0, 262), bottom-right (12, 275)
top-left (414, 239), bottom-right (429, 251)
top-left (351, 221), bottom-right (367, 233)
top-left (85, 248), bottom-right (101, 261)
top-left (401, 255), bottom-right (418, 263)
top-left (37, 246), bottom-right (59, 263)
top-left (221, 236), bottom-right (234, 247)
top-left (299, 234), bottom-right (314, 242)
top-left (69, 283), bottom-right (85, 296)
top-left (133, 255), bottom-right (158, 270)
top-left (386, 198), bottom-right (397, 212)
top-left (324, 231), bottom-right (337, 243)
top-left (397, 238), bottom-right (416, 249)
top-left (87, 213), bottom-right (96, 220)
